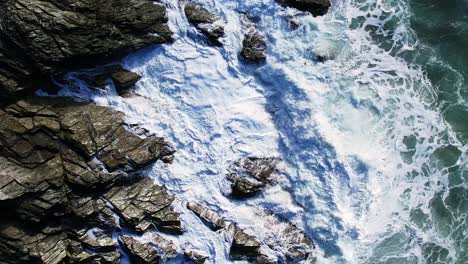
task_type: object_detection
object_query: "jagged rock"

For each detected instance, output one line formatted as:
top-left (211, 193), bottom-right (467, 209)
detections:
top-left (104, 177), bottom-right (183, 234)
top-left (278, 225), bottom-right (314, 262)
top-left (184, 250), bottom-right (209, 264)
top-left (0, 98), bottom-right (180, 261)
top-left (111, 69), bottom-right (141, 95)
top-left (187, 202), bottom-right (226, 231)
top-left (278, 0), bottom-right (331, 16)
top-left (78, 228), bottom-right (117, 251)
top-left (227, 224), bottom-right (263, 261)
top-left (151, 233), bottom-right (179, 261)
top-left (0, 39), bottom-right (39, 98)
top-left (184, 2), bottom-right (225, 46)
top-left (74, 65), bottom-right (141, 95)
top-left (0, 225), bottom-right (68, 264)
top-left (241, 31), bottom-right (267, 62)
top-left (226, 157), bottom-right (280, 198)
top-left (119, 236), bottom-right (160, 263)
top-left (0, 0), bottom-right (173, 75)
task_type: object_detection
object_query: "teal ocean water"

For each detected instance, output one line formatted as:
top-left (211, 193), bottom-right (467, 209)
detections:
top-left (354, 0), bottom-right (468, 262)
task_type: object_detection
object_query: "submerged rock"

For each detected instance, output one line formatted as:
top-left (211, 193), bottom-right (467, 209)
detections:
top-left (278, 0), bottom-right (331, 16)
top-left (226, 157), bottom-right (280, 198)
top-left (184, 2), bottom-right (225, 46)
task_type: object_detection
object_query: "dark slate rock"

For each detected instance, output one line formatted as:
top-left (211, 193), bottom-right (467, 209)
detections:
top-left (241, 31), bottom-right (267, 62)
top-left (227, 224), bottom-right (263, 261)
top-left (104, 177), bottom-right (183, 235)
top-left (226, 157), bottom-right (280, 199)
top-left (119, 236), bottom-right (160, 263)
top-left (0, 0), bottom-right (173, 75)
top-left (184, 2), bottom-right (225, 46)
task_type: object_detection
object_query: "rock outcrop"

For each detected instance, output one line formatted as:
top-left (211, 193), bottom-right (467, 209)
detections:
top-left (184, 2), bottom-right (225, 46)
top-left (241, 31), bottom-right (267, 62)
top-left (278, 0), bottom-right (331, 16)
top-left (0, 0), bottom-right (173, 97)
top-left (75, 65), bottom-right (142, 95)
top-left (226, 157), bottom-right (280, 198)
top-left (0, 98), bottom-right (181, 262)
top-left (0, 0), bottom-right (172, 75)
top-left (187, 202), bottom-right (314, 263)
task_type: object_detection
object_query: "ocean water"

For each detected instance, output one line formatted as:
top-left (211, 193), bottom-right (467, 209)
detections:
top-left (47, 0), bottom-right (467, 263)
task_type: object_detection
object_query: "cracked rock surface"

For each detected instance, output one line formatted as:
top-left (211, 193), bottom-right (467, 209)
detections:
top-left (0, 98), bottom-right (180, 263)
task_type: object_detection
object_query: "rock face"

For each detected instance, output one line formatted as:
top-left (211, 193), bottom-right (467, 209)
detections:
top-left (278, 0), bottom-right (331, 16)
top-left (0, 98), bottom-right (181, 262)
top-left (0, 0), bottom-right (173, 97)
top-left (226, 157), bottom-right (280, 198)
top-left (184, 2), bottom-right (225, 46)
top-left (0, 0), bottom-right (172, 75)
top-left (241, 31), bottom-right (267, 62)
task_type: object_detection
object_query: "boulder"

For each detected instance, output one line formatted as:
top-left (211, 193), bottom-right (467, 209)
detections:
top-left (74, 65), bottom-right (142, 95)
top-left (241, 31), bottom-right (267, 62)
top-left (0, 98), bottom-right (181, 261)
top-left (227, 224), bottom-right (263, 261)
top-left (111, 69), bottom-right (142, 95)
top-left (278, 0), bottom-right (331, 16)
top-left (226, 157), bottom-right (280, 198)
top-left (184, 2), bottom-right (225, 46)
top-left (0, 225), bottom-right (68, 264)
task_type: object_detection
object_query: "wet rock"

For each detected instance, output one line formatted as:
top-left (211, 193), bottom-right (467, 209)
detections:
top-left (0, 225), bottom-right (68, 264)
top-left (226, 157), bottom-right (280, 198)
top-left (278, 0), bottom-right (331, 16)
top-left (184, 249), bottom-right (209, 264)
top-left (227, 224), bottom-right (263, 261)
top-left (241, 31), bottom-right (267, 62)
top-left (111, 69), bottom-right (141, 95)
top-left (0, 39), bottom-right (39, 98)
top-left (187, 202), bottom-right (226, 231)
top-left (151, 233), bottom-right (179, 260)
top-left (0, 0), bottom-right (173, 76)
top-left (0, 98), bottom-right (180, 261)
top-left (184, 2), bottom-right (225, 46)
top-left (119, 236), bottom-right (160, 263)
top-left (104, 177), bottom-right (183, 234)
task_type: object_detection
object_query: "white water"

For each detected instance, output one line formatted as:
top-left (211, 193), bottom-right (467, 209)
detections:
top-left (47, 0), bottom-right (467, 263)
